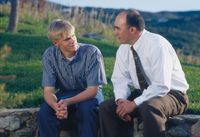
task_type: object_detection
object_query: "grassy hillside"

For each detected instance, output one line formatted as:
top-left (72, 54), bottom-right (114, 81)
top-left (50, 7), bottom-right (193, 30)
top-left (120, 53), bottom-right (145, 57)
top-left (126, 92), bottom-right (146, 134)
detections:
top-left (0, 32), bottom-right (200, 114)
top-left (56, 5), bottom-right (200, 58)
top-left (58, 6), bottom-right (200, 65)
top-left (0, 3), bottom-right (199, 114)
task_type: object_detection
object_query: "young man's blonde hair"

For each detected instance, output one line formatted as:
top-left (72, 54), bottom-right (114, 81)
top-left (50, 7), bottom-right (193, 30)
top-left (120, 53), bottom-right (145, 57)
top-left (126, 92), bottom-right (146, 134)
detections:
top-left (47, 19), bottom-right (75, 41)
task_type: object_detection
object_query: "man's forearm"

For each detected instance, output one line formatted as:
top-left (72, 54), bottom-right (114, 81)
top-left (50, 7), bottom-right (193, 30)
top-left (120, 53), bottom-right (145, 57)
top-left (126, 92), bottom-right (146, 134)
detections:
top-left (64, 86), bottom-right (98, 105)
top-left (44, 87), bottom-right (57, 110)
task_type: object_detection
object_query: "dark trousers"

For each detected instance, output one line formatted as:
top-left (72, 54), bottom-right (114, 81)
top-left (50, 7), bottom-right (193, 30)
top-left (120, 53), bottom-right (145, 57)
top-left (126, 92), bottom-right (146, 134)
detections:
top-left (99, 90), bottom-right (189, 137)
top-left (37, 91), bottom-right (99, 137)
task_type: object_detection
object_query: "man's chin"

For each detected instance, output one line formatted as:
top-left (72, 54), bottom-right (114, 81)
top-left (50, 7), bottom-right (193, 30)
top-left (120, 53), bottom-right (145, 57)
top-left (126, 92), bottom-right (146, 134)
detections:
top-left (116, 40), bottom-right (122, 45)
top-left (119, 41), bottom-right (126, 44)
top-left (70, 45), bottom-right (77, 50)
top-left (117, 39), bottom-right (125, 44)
top-left (72, 47), bottom-right (78, 52)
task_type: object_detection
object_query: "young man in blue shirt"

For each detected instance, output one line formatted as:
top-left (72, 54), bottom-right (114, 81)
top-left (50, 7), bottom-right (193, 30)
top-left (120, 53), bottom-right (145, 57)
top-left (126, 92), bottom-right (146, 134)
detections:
top-left (37, 19), bottom-right (107, 137)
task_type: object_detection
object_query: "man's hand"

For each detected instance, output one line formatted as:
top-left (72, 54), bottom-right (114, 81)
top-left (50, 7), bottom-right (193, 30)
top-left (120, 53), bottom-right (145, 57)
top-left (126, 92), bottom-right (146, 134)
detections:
top-left (116, 99), bottom-right (137, 121)
top-left (119, 114), bottom-right (132, 122)
top-left (56, 99), bottom-right (69, 119)
top-left (57, 99), bottom-right (69, 109)
top-left (43, 87), bottom-right (68, 119)
top-left (56, 106), bottom-right (68, 119)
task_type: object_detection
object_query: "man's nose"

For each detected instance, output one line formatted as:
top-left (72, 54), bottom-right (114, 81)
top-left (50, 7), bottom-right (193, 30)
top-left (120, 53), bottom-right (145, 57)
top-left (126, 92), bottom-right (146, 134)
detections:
top-left (69, 37), bottom-right (74, 43)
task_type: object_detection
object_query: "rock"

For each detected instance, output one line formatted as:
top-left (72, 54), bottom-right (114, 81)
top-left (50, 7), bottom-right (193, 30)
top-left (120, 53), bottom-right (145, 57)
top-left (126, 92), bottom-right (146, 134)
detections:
top-left (178, 115), bottom-right (200, 124)
top-left (0, 129), bottom-right (9, 137)
top-left (191, 120), bottom-right (200, 137)
top-left (0, 116), bottom-right (20, 131)
top-left (19, 111), bottom-right (31, 122)
top-left (15, 128), bottom-right (33, 137)
top-left (166, 126), bottom-right (188, 137)
top-left (0, 117), bottom-right (9, 129)
top-left (167, 116), bottom-right (186, 125)
top-left (6, 116), bottom-right (21, 131)
top-left (0, 109), bottom-right (200, 137)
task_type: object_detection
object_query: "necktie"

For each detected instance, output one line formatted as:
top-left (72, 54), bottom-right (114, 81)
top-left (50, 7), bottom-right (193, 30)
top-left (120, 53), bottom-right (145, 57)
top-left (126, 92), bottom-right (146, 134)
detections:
top-left (130, 46), bottom-right (149, 91)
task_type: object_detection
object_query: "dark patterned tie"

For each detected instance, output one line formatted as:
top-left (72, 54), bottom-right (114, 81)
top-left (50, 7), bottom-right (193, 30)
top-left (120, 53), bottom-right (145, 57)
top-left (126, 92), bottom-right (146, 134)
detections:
top-left (131, 46), bottom-right (149, 91)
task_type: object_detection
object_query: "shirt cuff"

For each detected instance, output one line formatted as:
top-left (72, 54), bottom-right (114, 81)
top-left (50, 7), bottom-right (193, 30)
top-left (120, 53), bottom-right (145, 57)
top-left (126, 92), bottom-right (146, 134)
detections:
top-left (115, 95), bottom-right (126, 101)
top-left (134, 95), bottom-right (145, 106)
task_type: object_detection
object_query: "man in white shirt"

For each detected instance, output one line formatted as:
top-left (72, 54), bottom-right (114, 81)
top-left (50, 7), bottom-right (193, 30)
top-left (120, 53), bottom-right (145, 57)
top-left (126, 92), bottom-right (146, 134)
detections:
top-left (99, 10), bottom-right (189, 137)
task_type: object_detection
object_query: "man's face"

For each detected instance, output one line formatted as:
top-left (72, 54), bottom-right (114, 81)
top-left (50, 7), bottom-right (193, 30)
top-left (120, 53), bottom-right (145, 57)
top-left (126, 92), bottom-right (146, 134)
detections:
top-left (55, 32), bottom-right (78, 55)
top-left (114, 13), bottom-right (132, 44)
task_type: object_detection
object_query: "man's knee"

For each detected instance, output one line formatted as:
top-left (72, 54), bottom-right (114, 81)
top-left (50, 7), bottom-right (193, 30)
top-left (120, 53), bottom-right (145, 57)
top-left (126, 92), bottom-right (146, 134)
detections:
top-left (37, 102), bottom-right (54, 121)
top-left (139, 98), bottom-right (164, 117)
top-left (99, 100), bottom-right (110, 112)
top-left (78, 98), bottom-right (98, 117)
top-left (99, 99), bottom-right (116, 114)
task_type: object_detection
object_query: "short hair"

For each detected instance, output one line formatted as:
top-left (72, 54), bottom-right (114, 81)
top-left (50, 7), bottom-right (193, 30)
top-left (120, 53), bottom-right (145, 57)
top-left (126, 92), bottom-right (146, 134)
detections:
top-left (126, 10), bottom-right (145, 31)
top-left (47, 19), bottom-right (75, 41)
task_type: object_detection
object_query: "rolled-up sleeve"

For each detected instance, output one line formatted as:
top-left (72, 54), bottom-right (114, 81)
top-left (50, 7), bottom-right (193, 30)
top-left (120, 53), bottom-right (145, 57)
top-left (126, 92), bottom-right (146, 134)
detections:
top-left (42, 51), bottom-right (56, 87)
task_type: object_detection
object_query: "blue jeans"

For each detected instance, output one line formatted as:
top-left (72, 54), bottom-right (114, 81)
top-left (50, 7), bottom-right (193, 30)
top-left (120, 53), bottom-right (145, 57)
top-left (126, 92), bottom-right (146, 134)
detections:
top-left (37, 91), bottom-right (99, 137)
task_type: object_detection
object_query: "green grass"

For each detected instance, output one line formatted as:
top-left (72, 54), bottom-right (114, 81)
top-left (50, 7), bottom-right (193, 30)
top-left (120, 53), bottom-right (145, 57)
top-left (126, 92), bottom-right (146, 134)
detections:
top-left (0, 5), bottom-right (199, 114)
top-left (0, 32), bottom-right (118, 108)
top-left (183, 65), bottom-right (200, 114)
top-left (0, 32), bottom-right (200, 114)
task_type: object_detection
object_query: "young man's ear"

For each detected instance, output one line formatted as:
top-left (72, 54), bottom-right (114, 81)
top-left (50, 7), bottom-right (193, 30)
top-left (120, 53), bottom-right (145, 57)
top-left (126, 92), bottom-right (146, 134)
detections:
top-left (52, 40), bottom-right (58, 46)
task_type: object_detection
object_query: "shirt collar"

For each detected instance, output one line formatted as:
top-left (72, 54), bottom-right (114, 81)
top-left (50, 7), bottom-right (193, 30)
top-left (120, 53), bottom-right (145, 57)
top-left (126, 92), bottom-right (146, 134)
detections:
top-left (131, 29), bottom-right (147, 51)
top-left (57, 44), bottom-right (81, 63)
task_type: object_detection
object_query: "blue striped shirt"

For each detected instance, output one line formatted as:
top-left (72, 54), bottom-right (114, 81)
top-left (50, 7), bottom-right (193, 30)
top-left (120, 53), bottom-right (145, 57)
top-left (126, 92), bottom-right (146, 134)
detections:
top-left (42, 43), bottom-right (107, 103)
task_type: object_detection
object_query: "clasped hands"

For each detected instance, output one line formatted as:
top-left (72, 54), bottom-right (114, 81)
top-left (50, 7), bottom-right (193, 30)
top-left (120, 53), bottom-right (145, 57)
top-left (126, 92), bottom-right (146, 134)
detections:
top-left (116, 99), bottom-right (137, 122)
top-left (53, 99), bottom-right (69, 120)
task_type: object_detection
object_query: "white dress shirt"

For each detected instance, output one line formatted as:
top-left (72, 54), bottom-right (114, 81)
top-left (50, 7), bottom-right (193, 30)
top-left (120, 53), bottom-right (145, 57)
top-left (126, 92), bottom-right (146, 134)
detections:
top-left (111, 29), bottom-right (189, 106)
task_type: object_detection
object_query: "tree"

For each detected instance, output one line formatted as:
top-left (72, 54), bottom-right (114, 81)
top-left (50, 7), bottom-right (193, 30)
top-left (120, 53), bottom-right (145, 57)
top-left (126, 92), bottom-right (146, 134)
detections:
top-left (6, 0), bottom-right (19, 32)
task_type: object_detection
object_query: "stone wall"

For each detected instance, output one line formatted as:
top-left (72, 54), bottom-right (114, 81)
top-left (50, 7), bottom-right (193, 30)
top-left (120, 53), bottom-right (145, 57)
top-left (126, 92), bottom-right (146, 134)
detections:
top-left (133, 115), bottom-right (200, 137)
top-left (0, 108), bottom-right (200, 137)
top-left (0, 108), bottom-right (39, 137)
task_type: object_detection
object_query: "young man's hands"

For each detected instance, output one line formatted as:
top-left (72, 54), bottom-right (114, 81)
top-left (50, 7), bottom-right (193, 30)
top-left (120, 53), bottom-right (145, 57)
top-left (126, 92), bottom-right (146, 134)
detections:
top-left (53, 100), bottom-right (68, 119)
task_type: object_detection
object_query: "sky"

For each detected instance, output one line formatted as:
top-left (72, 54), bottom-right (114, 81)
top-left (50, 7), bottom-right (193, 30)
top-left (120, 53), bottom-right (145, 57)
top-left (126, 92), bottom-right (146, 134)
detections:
top-left (48, 0), bottom-right (200, 12)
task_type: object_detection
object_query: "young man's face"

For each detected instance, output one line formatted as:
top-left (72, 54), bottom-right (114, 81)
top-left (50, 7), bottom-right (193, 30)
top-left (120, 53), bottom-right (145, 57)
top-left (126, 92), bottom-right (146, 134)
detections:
top-left (54, 31), bottom-right (78, 56)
